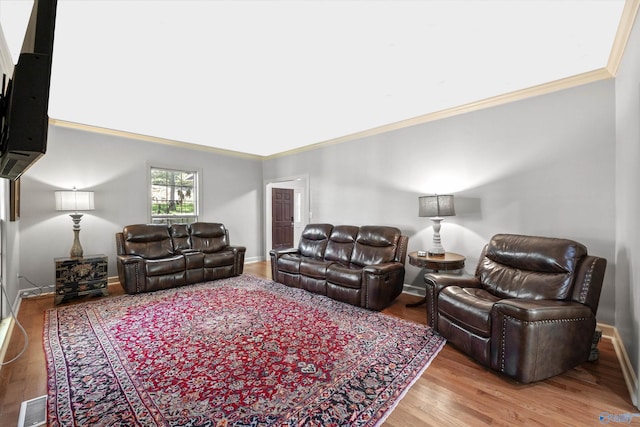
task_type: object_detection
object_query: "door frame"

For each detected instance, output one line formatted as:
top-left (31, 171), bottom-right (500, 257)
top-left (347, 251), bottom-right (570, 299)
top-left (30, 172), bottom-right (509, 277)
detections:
top-left (264, 174), bottom-right (310, 258)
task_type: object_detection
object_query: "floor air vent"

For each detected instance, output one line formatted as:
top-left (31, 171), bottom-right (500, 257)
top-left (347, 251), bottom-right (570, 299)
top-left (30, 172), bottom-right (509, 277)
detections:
top-left (17, 395), bottom-right (46, 427)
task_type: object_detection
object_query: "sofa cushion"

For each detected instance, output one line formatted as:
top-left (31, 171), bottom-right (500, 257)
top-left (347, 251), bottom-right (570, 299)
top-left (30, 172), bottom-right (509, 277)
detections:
top-left (351, 226), bottom-right (401, 267)
top-left (190, 222), bottom-right (228, 253)
top-left (278, 254), bottom-right (301, 274)
top-left (479, 234), bottom-right (588, 300)
top-left (325, 225), bottom-right (359, 263)
top-left (145, 255), bottom-right (185, 276)
top-left (298, 223), bottom-right (333, 258)
top-left (300, 258), bottom-right (333, 279)
top-left (438, 286), bottom-right (500, 337)
top-left (203, 250), bottom-right (235, 267)
top-left (122, 224), bottom-right (175, 260)
top-left (326, 263), bottom-right (363, 289)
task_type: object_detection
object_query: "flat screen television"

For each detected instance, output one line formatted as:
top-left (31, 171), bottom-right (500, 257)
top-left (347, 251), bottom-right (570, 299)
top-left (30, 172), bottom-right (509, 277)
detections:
top-left (0, 0), bottom-right (57, 180)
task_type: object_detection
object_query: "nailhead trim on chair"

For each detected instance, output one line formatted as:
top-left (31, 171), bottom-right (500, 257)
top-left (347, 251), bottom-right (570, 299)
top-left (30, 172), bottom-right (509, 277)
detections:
top-left (577, 258), bottom-right (596, 305)
top-left (395, 236), bottom-right (408, 263)
top-left (499, 315), bottom-right (589, 372)
top-left (428, 286), bottom-right (436, 328)
top-left (135, 263), bottom-right (141, 294)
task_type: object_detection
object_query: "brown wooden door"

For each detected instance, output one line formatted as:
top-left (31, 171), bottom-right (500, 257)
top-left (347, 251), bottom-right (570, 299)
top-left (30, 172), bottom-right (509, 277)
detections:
top-left (272, 188), bottom-right (294, 249)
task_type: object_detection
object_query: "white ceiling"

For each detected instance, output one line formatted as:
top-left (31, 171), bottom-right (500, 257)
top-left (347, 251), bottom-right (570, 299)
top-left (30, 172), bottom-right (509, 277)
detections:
top-left (0, 1), bottom-right (627, 157)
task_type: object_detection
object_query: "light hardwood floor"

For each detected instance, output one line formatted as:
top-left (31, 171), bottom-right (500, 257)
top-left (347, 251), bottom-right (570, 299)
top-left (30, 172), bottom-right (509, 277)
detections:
top-left (0, 261), bottom-right (636, 426)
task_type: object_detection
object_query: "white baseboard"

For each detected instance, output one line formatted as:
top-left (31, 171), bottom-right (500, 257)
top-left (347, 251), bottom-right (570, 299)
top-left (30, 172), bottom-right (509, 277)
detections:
top-left (599, 323), bottom-right (639, 408)
top-left (245, 256), bottom-right (265, 264)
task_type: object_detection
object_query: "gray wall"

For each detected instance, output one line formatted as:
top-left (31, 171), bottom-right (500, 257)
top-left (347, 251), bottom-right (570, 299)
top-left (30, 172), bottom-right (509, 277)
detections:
top-left (17, 126), bottom-right (264, 290)
top-left (263, 79), bottom-right (617, 325)
top-left (614, 4), bottom-right (640, 405)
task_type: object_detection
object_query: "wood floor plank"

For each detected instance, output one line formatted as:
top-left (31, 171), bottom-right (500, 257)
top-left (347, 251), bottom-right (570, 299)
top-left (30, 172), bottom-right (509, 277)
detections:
top-left (0, 261), bottom-right (636, 427)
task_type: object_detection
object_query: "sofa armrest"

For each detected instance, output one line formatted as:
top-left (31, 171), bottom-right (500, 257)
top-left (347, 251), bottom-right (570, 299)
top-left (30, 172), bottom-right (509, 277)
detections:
top-left (229, 245), bottom-right (246, 275)
top-left (269, 247), bottom-right (299, 257)
top-left (490, 299), bottom-right (596, 383)
top-left (361, 262), bottom-right (405, 310)
top-left (116, 254), bottom-right (146, 294)
top-left (424, 273), bottom-right (480, 328)
top-left (362, 261), bottom-right (404, 275)
top-left (493, 299), bottom-right (594, 322)
top-left (269, 248), bottom-right (299, 278)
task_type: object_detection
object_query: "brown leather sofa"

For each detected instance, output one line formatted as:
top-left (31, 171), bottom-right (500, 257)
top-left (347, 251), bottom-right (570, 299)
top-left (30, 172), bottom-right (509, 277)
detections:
top-left (270, 223), bottom-right (408, 310)
top-left (115, 222), bottom-right (245, 294)
top-left (424, 233), bottom-right (607, 383)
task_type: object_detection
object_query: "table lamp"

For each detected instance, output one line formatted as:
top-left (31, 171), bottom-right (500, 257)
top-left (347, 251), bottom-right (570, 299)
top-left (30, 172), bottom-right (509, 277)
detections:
top-left (418, 194), bottom-right (455, 257)
top-left (55, 187), bottom-right (95, 258)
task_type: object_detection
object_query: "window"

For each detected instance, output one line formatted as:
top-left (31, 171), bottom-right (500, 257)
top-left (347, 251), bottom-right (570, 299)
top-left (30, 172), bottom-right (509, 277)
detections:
top-left (150, 167), bottom-right (198, 225)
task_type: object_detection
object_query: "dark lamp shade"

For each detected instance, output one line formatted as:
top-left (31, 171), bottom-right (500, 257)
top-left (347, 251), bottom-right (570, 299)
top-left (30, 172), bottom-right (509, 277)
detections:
top-left (418, 195), bottom-right (455, 218)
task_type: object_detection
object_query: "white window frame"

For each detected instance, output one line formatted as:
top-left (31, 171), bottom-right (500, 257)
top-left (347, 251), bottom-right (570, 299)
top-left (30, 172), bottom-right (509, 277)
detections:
top-left (148, 165), bottom-right (200, 225)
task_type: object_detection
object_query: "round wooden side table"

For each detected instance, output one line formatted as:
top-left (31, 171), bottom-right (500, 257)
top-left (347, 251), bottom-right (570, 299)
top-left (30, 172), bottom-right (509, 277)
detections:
top-left (406, 251), bottom-right (465, 307)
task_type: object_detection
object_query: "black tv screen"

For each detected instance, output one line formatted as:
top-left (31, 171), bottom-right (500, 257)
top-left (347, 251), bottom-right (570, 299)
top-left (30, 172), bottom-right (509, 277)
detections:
top-left (0, 0), bottom-right (57, 180)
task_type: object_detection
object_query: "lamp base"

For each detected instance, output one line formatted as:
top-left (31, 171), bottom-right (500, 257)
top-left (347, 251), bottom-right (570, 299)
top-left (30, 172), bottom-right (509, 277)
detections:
top-left (429, 217), bottom-right (446, 258)
top-left (69, 213), bottom-right (84, 258)
top-left (70, 229), bottom-right (83, 258)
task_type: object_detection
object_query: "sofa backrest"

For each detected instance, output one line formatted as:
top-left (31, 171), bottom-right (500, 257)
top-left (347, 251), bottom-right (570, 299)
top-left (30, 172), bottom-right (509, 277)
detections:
top-left (298, 224), bottom-right (333, 258)
top-left (325, 225), bottom-right (359, 263)
top-left (477, 234), bottom-right (587, 300)
top-left (170, 224), bottom-right (191, 252)
top-left (350, 226), bottom-right (402, 267)
top-left (121, 224), bottom-right (175, 259)
top-left (189, 222), bottom-right (229, 253)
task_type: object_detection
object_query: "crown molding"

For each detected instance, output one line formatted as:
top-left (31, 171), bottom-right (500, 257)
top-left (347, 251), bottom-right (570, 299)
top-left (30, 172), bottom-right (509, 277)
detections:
top-left (607, 0), bottom-right (640, 76)
top-left (48, 119), bottom-right (264, 161)
top-left (264, 68), bottom-right (613, 160)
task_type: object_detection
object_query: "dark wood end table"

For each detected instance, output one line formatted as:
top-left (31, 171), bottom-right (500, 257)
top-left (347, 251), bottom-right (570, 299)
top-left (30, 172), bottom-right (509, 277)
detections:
top-left (406, 251), bottom-right (465, 307)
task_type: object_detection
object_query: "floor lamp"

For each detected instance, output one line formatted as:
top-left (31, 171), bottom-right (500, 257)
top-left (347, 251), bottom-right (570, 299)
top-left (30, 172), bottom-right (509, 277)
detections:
top-left (418, 194), bottom-right (455, 257)
top-left (55, 187), bottom-right (95, 258)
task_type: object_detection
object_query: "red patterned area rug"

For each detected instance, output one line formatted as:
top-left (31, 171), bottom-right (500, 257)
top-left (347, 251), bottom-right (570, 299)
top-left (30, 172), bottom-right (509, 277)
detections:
top-left (44, 275), bottom-right (445, 426)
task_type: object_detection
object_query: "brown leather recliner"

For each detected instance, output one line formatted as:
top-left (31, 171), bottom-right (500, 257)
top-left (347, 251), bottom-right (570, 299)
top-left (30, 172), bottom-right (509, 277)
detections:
top-left (424, 234), bottom-right (607, 383)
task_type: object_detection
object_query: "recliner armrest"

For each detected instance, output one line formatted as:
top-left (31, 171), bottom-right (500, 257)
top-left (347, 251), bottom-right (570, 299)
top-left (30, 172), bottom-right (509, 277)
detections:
top-left (362, 262), bottom-right (406, 311)
top-left (269, 248), bottom-right (300, 279)
top-left (229, 245), bottom-right (246, 275)
top-left (424, 273), bottom-right (480, 328)
top-left (490, 299), bottom-right (596, 383)
top-left (116, 254), bottom-right (146, 294)
top-left (493, 299), bottom-right (593, 322)
top-left (363, 262), bottom-right (404, 275)
top-left (269, 248), bottom-right (299, 264)
top-left (269, 248), bottom-right (298, 256)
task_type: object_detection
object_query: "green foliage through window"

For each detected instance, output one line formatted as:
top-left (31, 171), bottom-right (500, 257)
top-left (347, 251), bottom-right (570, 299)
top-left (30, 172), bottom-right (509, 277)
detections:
top-left (150, 167), bottom-right (198, 224)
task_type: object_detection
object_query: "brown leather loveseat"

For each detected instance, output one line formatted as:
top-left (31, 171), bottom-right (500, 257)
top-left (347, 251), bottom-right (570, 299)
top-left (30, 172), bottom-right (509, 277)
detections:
top-left (424, 234), bottom-right (606, 383)
top-left (270, 223), bottom-right (408, 310)
top-left (115, 222), bottom-right (245, 294)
